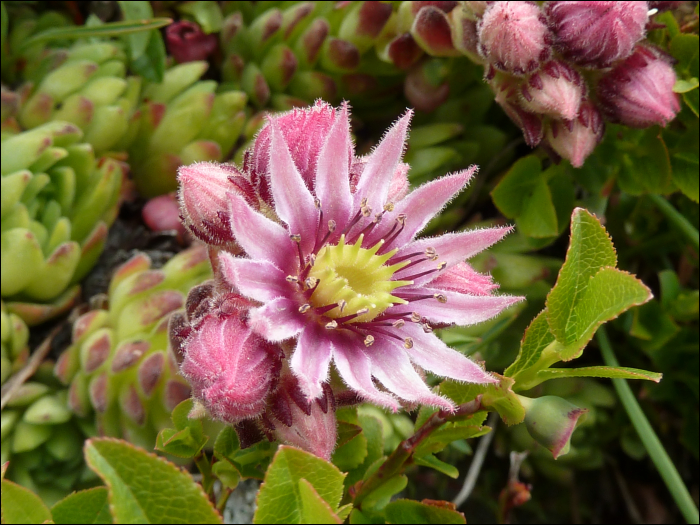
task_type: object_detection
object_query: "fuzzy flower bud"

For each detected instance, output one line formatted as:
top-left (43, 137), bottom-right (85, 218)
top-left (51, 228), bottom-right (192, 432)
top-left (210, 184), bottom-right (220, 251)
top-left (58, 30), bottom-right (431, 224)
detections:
top-left (545, 1), bottom-right (649, 68)
top-left (142, 193), bottom-right (189, 241)
top-left (178, 162), bottom-right (257, 246)
top-left (478, 2), bottom-right (551, 74)
top-left (266, 374), bottom-right (337, 460)
top-left (520, 60), bottom-right (584, 121)
top-left (493, 75), bottom-right (545, 147)
top-left (181, 303), bottom-right (282, 424)
top-left (519, 395), bottom-right (588, 459)
top-left (545, 100), bottom-right (604, 167)
top-left (596, 45), bottom-right (680, 128)
top-left (166, 21), bottom-right (218, 64)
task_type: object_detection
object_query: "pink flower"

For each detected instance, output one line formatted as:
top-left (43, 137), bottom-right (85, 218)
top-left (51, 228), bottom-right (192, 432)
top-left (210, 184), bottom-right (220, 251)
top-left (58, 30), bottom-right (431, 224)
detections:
top-left (596, 45), bottom-right (680, 128)
top-left (209, 102), bottom-right (521, 412)
top-left (546, 1), bottom-right (648, 68)
top-left (478, 2), bottom-right (551, 74)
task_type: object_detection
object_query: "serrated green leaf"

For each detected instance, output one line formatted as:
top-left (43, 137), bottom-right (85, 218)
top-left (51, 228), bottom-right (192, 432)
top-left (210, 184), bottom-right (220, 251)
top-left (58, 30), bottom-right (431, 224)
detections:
top-left (505, 309), bottom-right (556, 378)
top-left (213, 426), bottom-right (240, 460)
top-left (254, 446), bottom-right (345, 524)
top-left (155, 427), bottom-right (203, 458)
top-left (546, 208), bottom-right (617, 343)
top-left (534, 366), bottom-right (662, 383)
top-left (558, 268), bottom-right (652, 360)
top-left (298, 479), bottom-right (343, 524)
top-left (1, 479), bottom-right (52, 524)
top-left (491, 155), bottom-right (542, 218)
top-left (385, 499), bottom-right (466, 524)
top-left (515, 177), bottom-right (559, 238)
top-left (84, 438), bottom-right (221, 524)
top-left (51, 487), bottom-right (112, 524)
top-left (332, 422), bottom-right (368, 472)
top-left (20, 18), bottom-right (172, 49)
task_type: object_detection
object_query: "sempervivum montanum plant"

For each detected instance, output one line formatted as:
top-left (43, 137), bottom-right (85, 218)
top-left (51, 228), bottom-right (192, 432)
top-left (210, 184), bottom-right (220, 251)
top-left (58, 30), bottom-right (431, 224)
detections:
top-left (175, 101), bottom-right (523, 459)
top-left (1, 122), bottom-right (125, 326)
top-left (54, 245), bottom-right (211, 450)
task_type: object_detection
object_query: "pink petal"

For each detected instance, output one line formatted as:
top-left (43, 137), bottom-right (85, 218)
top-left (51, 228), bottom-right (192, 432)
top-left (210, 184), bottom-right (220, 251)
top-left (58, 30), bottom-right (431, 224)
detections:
top-left (332, 338), bottom-right (400, 412)
top-left (428, 262), bottom-right (498, 296)
top-left (354, 110), bottom-right (412, 215)
top-left (290, 325), bottom-right (333, 401)
top-left (369, 337), bottom-right (455, 411)
top-left (269, 122), bottom-right (319, 254)
top-left (314, 102), bottom-right (353, 234)
top-left (394, 226), bottom-right (513, 286)
top-left (228, 191), bottom-right (295, 273)
top-left (249, 297), bottom-right (306, 342)
top-left (400, 288), bottom-right (523, 325)
top-left (368, 167), bottom-right (476, 247)
top-left (218, 254), bottom-right (290, 303)
top-left (401, 323), bottom-right (497, 384)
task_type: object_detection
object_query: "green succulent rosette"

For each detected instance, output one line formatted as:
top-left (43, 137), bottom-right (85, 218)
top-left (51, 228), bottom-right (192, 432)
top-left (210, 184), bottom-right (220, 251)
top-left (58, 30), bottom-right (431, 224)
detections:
top-left (1, 121), bottom-right (125, 325)
top-left (1, 301), bottom-right (29, 385)
top-left (122, 61), bottom-right (248, 197)
top-left (55, 245), bottom-right (212, 450)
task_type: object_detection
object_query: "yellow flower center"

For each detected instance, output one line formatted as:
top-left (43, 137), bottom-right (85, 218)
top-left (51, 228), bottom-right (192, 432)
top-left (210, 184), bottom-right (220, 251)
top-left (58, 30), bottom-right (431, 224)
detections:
top-left (308, 234), bottom-right (411, 323)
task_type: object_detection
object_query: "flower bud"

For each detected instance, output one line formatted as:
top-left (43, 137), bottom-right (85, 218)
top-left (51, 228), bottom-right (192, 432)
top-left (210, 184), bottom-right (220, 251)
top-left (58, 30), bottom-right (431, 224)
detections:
top-left (404, 59), bottom-right (451, 112)
top-left (411, 5), bottom-right (460, 57)
top-left (545, 1), bottom-right (648, 67)
top-left (178, 161), bottom-right (257, 246)
top-left (478, 2), bottom-right (551, 74)
top-left (493, 75), bottom-right (544, 147)
top-left (520, 60), bottom-right (584, 121)
top-left (545, 100), bottom-right (604, 167)
top-left (180, 307), bottom-right (282, 424)
top-left (166, 21), bottom-right (218, 64)
top-left (142, 193), bottom-right (189, 242)
top-left (267, 374), bottom-right (337, 460)
top-left (596, 45), bottom-right (680, 128)
top-left (519, 395), bottom-right (588, 459)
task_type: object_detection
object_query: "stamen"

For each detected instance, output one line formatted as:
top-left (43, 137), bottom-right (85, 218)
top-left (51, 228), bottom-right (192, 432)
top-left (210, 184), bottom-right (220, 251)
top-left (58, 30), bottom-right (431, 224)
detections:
top-left (388, 251), bottom-right (423, 264)
top-left (298, 304), bottom-right (311, 313)
top-left (340, 209), bottom-right (363, 236)
top-left (368, 326), bottom-right (405, 343)
top-left (377, 214), bottom-right (406, 255)
top-left (394, 257), bottom-right (428, 273)
top-left (364, 335), bottom-right (375, 347)
top-left (393, 293), bottom-right (435, 302)
top-left (411, 312), bottom-right (422, 323)
top-left (422, 323), bottom-right (433, 333)
top-left (403, 337), bottom-right (414, 349)
top-left (304, 277), bottom-right (318, 289)
top-left (361, 204), bottom-right (372, 217)
top-left (290, 233), bottom-right (305, 269)
top-left (337, 300), bottom-right (347, 313)
top-left (425, 247), bottom-right (437, 260)
top-left (304, 278), bottom-right (320, 298)
top-left (286, 275), bottom-right (299, 283)
top-left (289, 233), bottom-right (301, 243)
top-left (325, 320), bottom-right (338, 329)
top-left (335, 308), bottom-right (370, 324)
top-left (316, 303), bottom-right (340, 315)
top-left (399, 262), bottom-right (447, 282)
top-left (314, 197), bottom-right (321, 209)
top-left (315, 219), bottom-right (336, 252)
top-left (392, 319), bottom-right (405, 328)
top-left (434, 293), bottom-right (447, 303)
top-left (384, 202), bottom-right (395, 212)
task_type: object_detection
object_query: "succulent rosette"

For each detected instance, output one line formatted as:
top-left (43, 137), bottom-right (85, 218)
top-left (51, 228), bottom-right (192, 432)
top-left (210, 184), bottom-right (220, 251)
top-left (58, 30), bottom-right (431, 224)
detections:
top-left (178, 101), bottom-right (522, 424)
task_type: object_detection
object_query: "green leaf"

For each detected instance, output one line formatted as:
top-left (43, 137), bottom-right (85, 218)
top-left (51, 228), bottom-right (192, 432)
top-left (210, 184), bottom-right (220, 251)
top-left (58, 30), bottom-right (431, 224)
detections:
top-left (0, 479), bottom-right (52, 524)
top-left (674, 78), bottom-right (699, 94)
top-left (491, 155), bottom-right (542, 218)
top-left (617, 129), bottom-right (673, 195)
top-left (20, 18), bottom-right (172, 49)
top-left (155, 399), bottom-right (207, 458)
top-left (671, 152), bottom-right (699, 202)
top-left (213, 426), bottom-right (240, 460)
top-left (385, 499), bottom-right (466, 524)
top-left (515, 177), bottom-right (559, 238)
top-left (683, 89), bottom-right (699, 116)
top-left (84, 438), bottom-right (221, 524)
top-left (546, 208), bottom-right (617, 343)
top-left (332, 422), bottom-right (368, 471)
top-left (505, 309), bottom-right (556, 378)
top-left (534, 366), bottom-right (662, 383)
top-left (558, 268), bottom-right (652, 360)
top-left (211, 461), bottom-right (241, 490)
top-left (254, 446), bottom-right (345, 524)
top-left (51, 487), bottom-right (112, 524)
top-left (670, 34), bottom-right (700, 79)
top-left (413, 454), bottom-right (460, 479)
top-left (440, 376), bottom-right (525, 425)
top-left (298, 479), bottom-right (343, 524)
top-left (360, 474), bottom-right (408, 512)
top-left (118, 1), bottom-right (153, 60)
top-left (344, 414), bottom-right (384, 489)
top-left (129, 19), bottom-right (167, 83)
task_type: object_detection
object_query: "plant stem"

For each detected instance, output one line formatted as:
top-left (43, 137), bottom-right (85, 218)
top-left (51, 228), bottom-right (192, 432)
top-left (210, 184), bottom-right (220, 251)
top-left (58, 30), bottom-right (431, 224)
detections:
top-left (597, 326), bottom-right (699, 524)
top-left (217, 488), bottom-right (233, 514)
top-left (194, 452), bottom-right (215, 497)
top-left (352, 396), bottom-right (483, 508)
top-left (649, 194), bottom-right (699, 253)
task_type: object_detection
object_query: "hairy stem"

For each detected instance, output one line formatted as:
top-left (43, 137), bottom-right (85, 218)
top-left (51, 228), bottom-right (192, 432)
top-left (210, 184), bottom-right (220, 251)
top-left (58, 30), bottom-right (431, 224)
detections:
top-left (352, 395), bottom-right (484, 508)
top-left (597, 326), bottom-right (699, 524)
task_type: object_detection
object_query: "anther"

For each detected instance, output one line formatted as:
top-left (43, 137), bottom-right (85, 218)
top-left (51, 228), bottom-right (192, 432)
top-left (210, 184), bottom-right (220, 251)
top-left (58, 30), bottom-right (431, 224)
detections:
top-left (392, 319), bottom-right (405, 328)
top-left (286, 275), bottom-right (299, 283)
top-left (328, 220), bottom-right (336, 232)
top-left (338, 300), bottom-right (347, 313)
top-left (307, 254), bottom-right (316, 265)
top-left (361, 204), bottom-right (372, 217)
top-left (403, 337), bottom-right (414, 349)
top-left (434, 293), bottom-right (447, 303)
top-left (396, 213), bottom-right (407, 226)
top-left (299, 304), bottom-right (311, 313)
top-left (364, 335), bottom-right (375, 347)
top-left (411, 312), bottom-right (422, 323)
top-left (304, 277), bottom-right (318, 289)
top-left (326, 320), bottom-right (338, 330)
top-left (437, 261), bottom-right (447, 270)
top-left (422, 323), bottom-right (433, 333)
top-left (425, 247), bottom-right (436, 258)
top-left (314, 197), bottom-right (321, 208)
top-left (361, 197), bottom-right (368, 207)
top-left (290, 233), bottom-right (301, 243)
top-left (384, 202), bottom-right (395, 212)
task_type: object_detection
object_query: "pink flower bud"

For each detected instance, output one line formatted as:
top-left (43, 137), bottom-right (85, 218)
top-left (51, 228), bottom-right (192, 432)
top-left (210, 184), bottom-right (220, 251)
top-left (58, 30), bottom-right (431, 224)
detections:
top-left (142, 193), bottom-right (189, 242)
top-left (546, 1), bottom-right (648, 67)
top-left (493, 76), bottom-right (545, 147)
top-left (520, 60), bottom-right (584, 121)
top-left (267, 374), bottom-right (337, 460)
top-left (404, 60), bottom-right (451, 112)
top-left (166, 21), bottom-right (218, 64)
top-left (519, 395), bottom-right (588, 459)
top-left (181, 307), bottom-right (282, 424)
top-left (178, 162), bottom-right (257, 246)
top-left (478, 2), bottom-right (551, 74)
top-left (545, 100), bottom-right (604, 167)
top-left (596, 45), bottom-right (680, 128)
